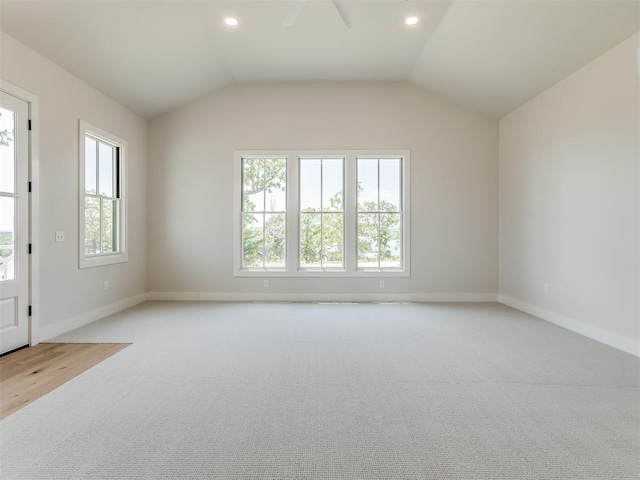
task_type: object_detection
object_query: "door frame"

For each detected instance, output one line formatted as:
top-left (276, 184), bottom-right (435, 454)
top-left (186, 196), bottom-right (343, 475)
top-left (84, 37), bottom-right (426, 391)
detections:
top-left (1, 80), bottom-right (40, 346)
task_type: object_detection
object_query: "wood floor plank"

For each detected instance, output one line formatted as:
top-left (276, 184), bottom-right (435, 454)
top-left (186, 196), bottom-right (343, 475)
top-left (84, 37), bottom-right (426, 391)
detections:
top-left (0, 343), bottom-right (131, 420)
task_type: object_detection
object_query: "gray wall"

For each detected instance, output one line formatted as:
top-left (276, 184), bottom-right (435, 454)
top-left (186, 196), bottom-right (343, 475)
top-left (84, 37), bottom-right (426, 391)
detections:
top-left (148, 82), bottom-right (499, 297)
top-left (499, 33), bottom-right (639, 348)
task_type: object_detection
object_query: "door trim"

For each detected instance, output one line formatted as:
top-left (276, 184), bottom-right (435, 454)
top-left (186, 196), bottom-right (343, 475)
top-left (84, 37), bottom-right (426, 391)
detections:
top-left (0, 80), bottom-right (40, 346)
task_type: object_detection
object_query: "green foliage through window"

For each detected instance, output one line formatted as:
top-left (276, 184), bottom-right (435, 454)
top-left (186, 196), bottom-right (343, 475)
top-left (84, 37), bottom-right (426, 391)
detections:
top-left (242, 158), bottom-right (287, 268)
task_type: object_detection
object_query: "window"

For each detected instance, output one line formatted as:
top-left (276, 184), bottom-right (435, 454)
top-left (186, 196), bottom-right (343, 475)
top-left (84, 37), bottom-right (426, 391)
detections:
top-left (241, 157), bottom-right (287, 270)
top-left (234, 150), bottom-right (409, 276)
top-left (79, 121), bottom-right (127, 268)
top-left (299, 158), bottom-right (344, 270)
top-left (357, 158), bottom-right (402, 270)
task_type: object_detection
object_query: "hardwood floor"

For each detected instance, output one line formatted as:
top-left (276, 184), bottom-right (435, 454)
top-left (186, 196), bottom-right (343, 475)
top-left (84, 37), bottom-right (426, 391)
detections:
top-left (0, 343), bottom-right (130, 420)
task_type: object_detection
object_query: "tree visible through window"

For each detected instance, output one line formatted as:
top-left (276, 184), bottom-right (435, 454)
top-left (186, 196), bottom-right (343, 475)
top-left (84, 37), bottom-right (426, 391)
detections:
top-left (84, 136), bottom-right (120, 256)
top-left (242, 158), bottom-right (287, 269)
top-left (357, 158), bottom-right (402, 269)
top-left (235, 151), bottom-right (408, 276)
top-left (299, 158), bottom-right (344, 269)
top-left (79, 120), bottom-right (127, 269)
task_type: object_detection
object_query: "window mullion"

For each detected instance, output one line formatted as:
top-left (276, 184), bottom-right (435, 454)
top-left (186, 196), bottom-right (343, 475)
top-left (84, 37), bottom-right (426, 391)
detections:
top-left (288, 154), bottom-right (298, 272)
top-left (320, 159), bottom-right (324, 269)
top-left (344, 153), bottom-right (357, 273)
top-left (99, 197), bottom-right (104, 254)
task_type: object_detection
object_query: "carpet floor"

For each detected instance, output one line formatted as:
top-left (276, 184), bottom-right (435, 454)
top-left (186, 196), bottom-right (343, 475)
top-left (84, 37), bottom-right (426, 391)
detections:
top-left (0, 301), bottom-right (638, 479)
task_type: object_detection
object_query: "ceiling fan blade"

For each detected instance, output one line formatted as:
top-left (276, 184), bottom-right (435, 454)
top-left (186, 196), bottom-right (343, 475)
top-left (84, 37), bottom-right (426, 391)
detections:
top-left (332, 0), bottom-right (352, 28)
top-left (283, 0), bottom-right (307, 27)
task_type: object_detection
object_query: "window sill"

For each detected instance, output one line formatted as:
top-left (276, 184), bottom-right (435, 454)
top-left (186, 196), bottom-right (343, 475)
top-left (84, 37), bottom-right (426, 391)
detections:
top-left (234, 269), bottom-right (410, 278)
top-left (79, 252), bottom-right (128, 269)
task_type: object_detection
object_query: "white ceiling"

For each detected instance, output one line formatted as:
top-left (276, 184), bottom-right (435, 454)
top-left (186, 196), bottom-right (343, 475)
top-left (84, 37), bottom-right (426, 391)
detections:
top-left (1, 0), bottom-right (637, 119)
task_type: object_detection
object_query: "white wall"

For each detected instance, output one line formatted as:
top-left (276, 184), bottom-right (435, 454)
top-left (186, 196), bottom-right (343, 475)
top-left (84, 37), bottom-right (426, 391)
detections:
top-left (148, 82), bottom-right (499, 299)
top-left (0, 32), bottom-right (148, 338)
top-left (499, 34), bottom-right (640, 354)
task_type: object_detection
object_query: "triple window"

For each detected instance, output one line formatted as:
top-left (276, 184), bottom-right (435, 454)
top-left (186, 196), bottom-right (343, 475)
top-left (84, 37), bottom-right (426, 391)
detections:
top-left (235, 151), bottom-right (409, 276)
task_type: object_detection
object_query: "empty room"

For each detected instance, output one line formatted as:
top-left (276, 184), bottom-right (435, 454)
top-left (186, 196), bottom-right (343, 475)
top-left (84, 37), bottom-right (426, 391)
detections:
top-left (0, 0), bottom-right (638, 478)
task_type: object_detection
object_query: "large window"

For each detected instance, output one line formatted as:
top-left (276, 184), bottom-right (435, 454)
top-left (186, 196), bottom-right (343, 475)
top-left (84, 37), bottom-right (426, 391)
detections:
top-left (79, 121), bottom-right (127, 268)
top-left (234, 151), bottom-right (409, 276)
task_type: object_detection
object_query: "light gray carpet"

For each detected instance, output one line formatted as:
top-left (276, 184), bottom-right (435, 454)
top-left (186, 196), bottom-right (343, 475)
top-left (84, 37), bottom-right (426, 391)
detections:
top-left (1, 302), bottom-right (638, 479)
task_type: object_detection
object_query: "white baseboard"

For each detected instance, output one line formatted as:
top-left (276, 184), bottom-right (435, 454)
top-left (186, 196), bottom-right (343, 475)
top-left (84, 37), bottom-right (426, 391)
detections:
top-left (498, 294), bottom-right (640, 358)
top-left (38, 293), bottom-right (149, 342)
top-left (147, 291), bottom-right (498, 303)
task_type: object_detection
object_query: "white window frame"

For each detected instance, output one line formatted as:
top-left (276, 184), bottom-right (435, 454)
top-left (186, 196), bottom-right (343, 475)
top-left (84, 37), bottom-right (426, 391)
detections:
top-left (78, 120), bottom-right (127, 269)
top-left (234, 150), bottom-right (410, 277)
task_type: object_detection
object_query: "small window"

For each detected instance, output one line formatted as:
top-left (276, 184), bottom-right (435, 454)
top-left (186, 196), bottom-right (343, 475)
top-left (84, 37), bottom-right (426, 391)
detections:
top-left (79, 121), bottom-right (127, 268)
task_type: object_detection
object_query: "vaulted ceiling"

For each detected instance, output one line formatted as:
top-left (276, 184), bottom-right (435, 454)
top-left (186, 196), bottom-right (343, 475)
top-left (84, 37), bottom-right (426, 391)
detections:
top-left (1, 0), bottom-right (637, 119)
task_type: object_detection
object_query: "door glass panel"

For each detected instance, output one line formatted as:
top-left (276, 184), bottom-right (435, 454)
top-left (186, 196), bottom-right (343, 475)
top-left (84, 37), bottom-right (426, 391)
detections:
top-left (0, 196), bottom-right (15, 281)
top-left (0, 107), bottom-right (15, 194)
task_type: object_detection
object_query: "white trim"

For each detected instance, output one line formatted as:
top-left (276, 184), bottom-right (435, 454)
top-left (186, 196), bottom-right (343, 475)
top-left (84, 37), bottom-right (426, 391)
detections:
top-left (0, 80), bottom-right (40, 346)
top-left (148, 291), bottom-right (497, 303)
top-left (38, 293), bottom-right (148, 342)
top-left (233, 150), bottom-right (411, 277)
top-left (78, 120), bottom-right (128, 268)
top-left (498, 294), bottom-right (640, 358)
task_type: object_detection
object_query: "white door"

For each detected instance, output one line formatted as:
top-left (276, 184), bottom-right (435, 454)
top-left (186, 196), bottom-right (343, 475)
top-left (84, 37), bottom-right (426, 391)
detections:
top-left (0, 92), bottom-right (30, 354)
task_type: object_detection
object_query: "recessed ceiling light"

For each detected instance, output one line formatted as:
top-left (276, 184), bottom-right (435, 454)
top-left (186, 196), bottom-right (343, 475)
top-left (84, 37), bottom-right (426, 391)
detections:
top-left (405, 16), bottom-right (419, 26)
top-left (225, 17), bottom-right (238, 26)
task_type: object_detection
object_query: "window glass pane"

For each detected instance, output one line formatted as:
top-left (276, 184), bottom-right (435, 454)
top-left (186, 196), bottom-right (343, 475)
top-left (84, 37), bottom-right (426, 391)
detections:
top-left (242, 213), bottom-right (264, 268)
top-left (85, 196), bottom-right (101, 255)
top-left (300, 159), bottom-right (321, 212)
top-left (98, 142), bottom-right (114, 197)
top-left (322, 159), bottom-right (343, 212)
top-left (264, 158), bottom-right (286, 212)
top-left (85, 137), bottom-right (97, 194)
top-left (357, 159), bottom-right (378, 211)
top-left (264, 213), bottom-right (286, 267)
top-left (380, 213), bottom-right (401, 268)
top-left (102, 199), bottom-right (119, 253)
top-left (0, 107), bottom-right (15, 194)
top-left (243, 159), bottom-right (264, 212)
top-left (379, 159), bottom-right (401, 212)
top-left (300, 212), bottom-right (321, 268)
top-left (357, 213), bottom-right (379, 269)
top-left (322, 213), bottom-right (343, 267)
top-left (0, 196), bottom-right (15, 281)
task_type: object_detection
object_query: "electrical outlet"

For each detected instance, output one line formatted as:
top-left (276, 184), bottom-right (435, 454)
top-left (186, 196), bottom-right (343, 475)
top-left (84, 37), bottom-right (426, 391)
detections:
top-left (379, 280), bottom-right (385, 289)
top-left (55, 231), bottom-right (65, 242)
top-left (544, 283), bottom-right (549, 294)
top-left (104, 280), bottom-right (109, 291)
top-left (263, 279), bottom-right (269, 288)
